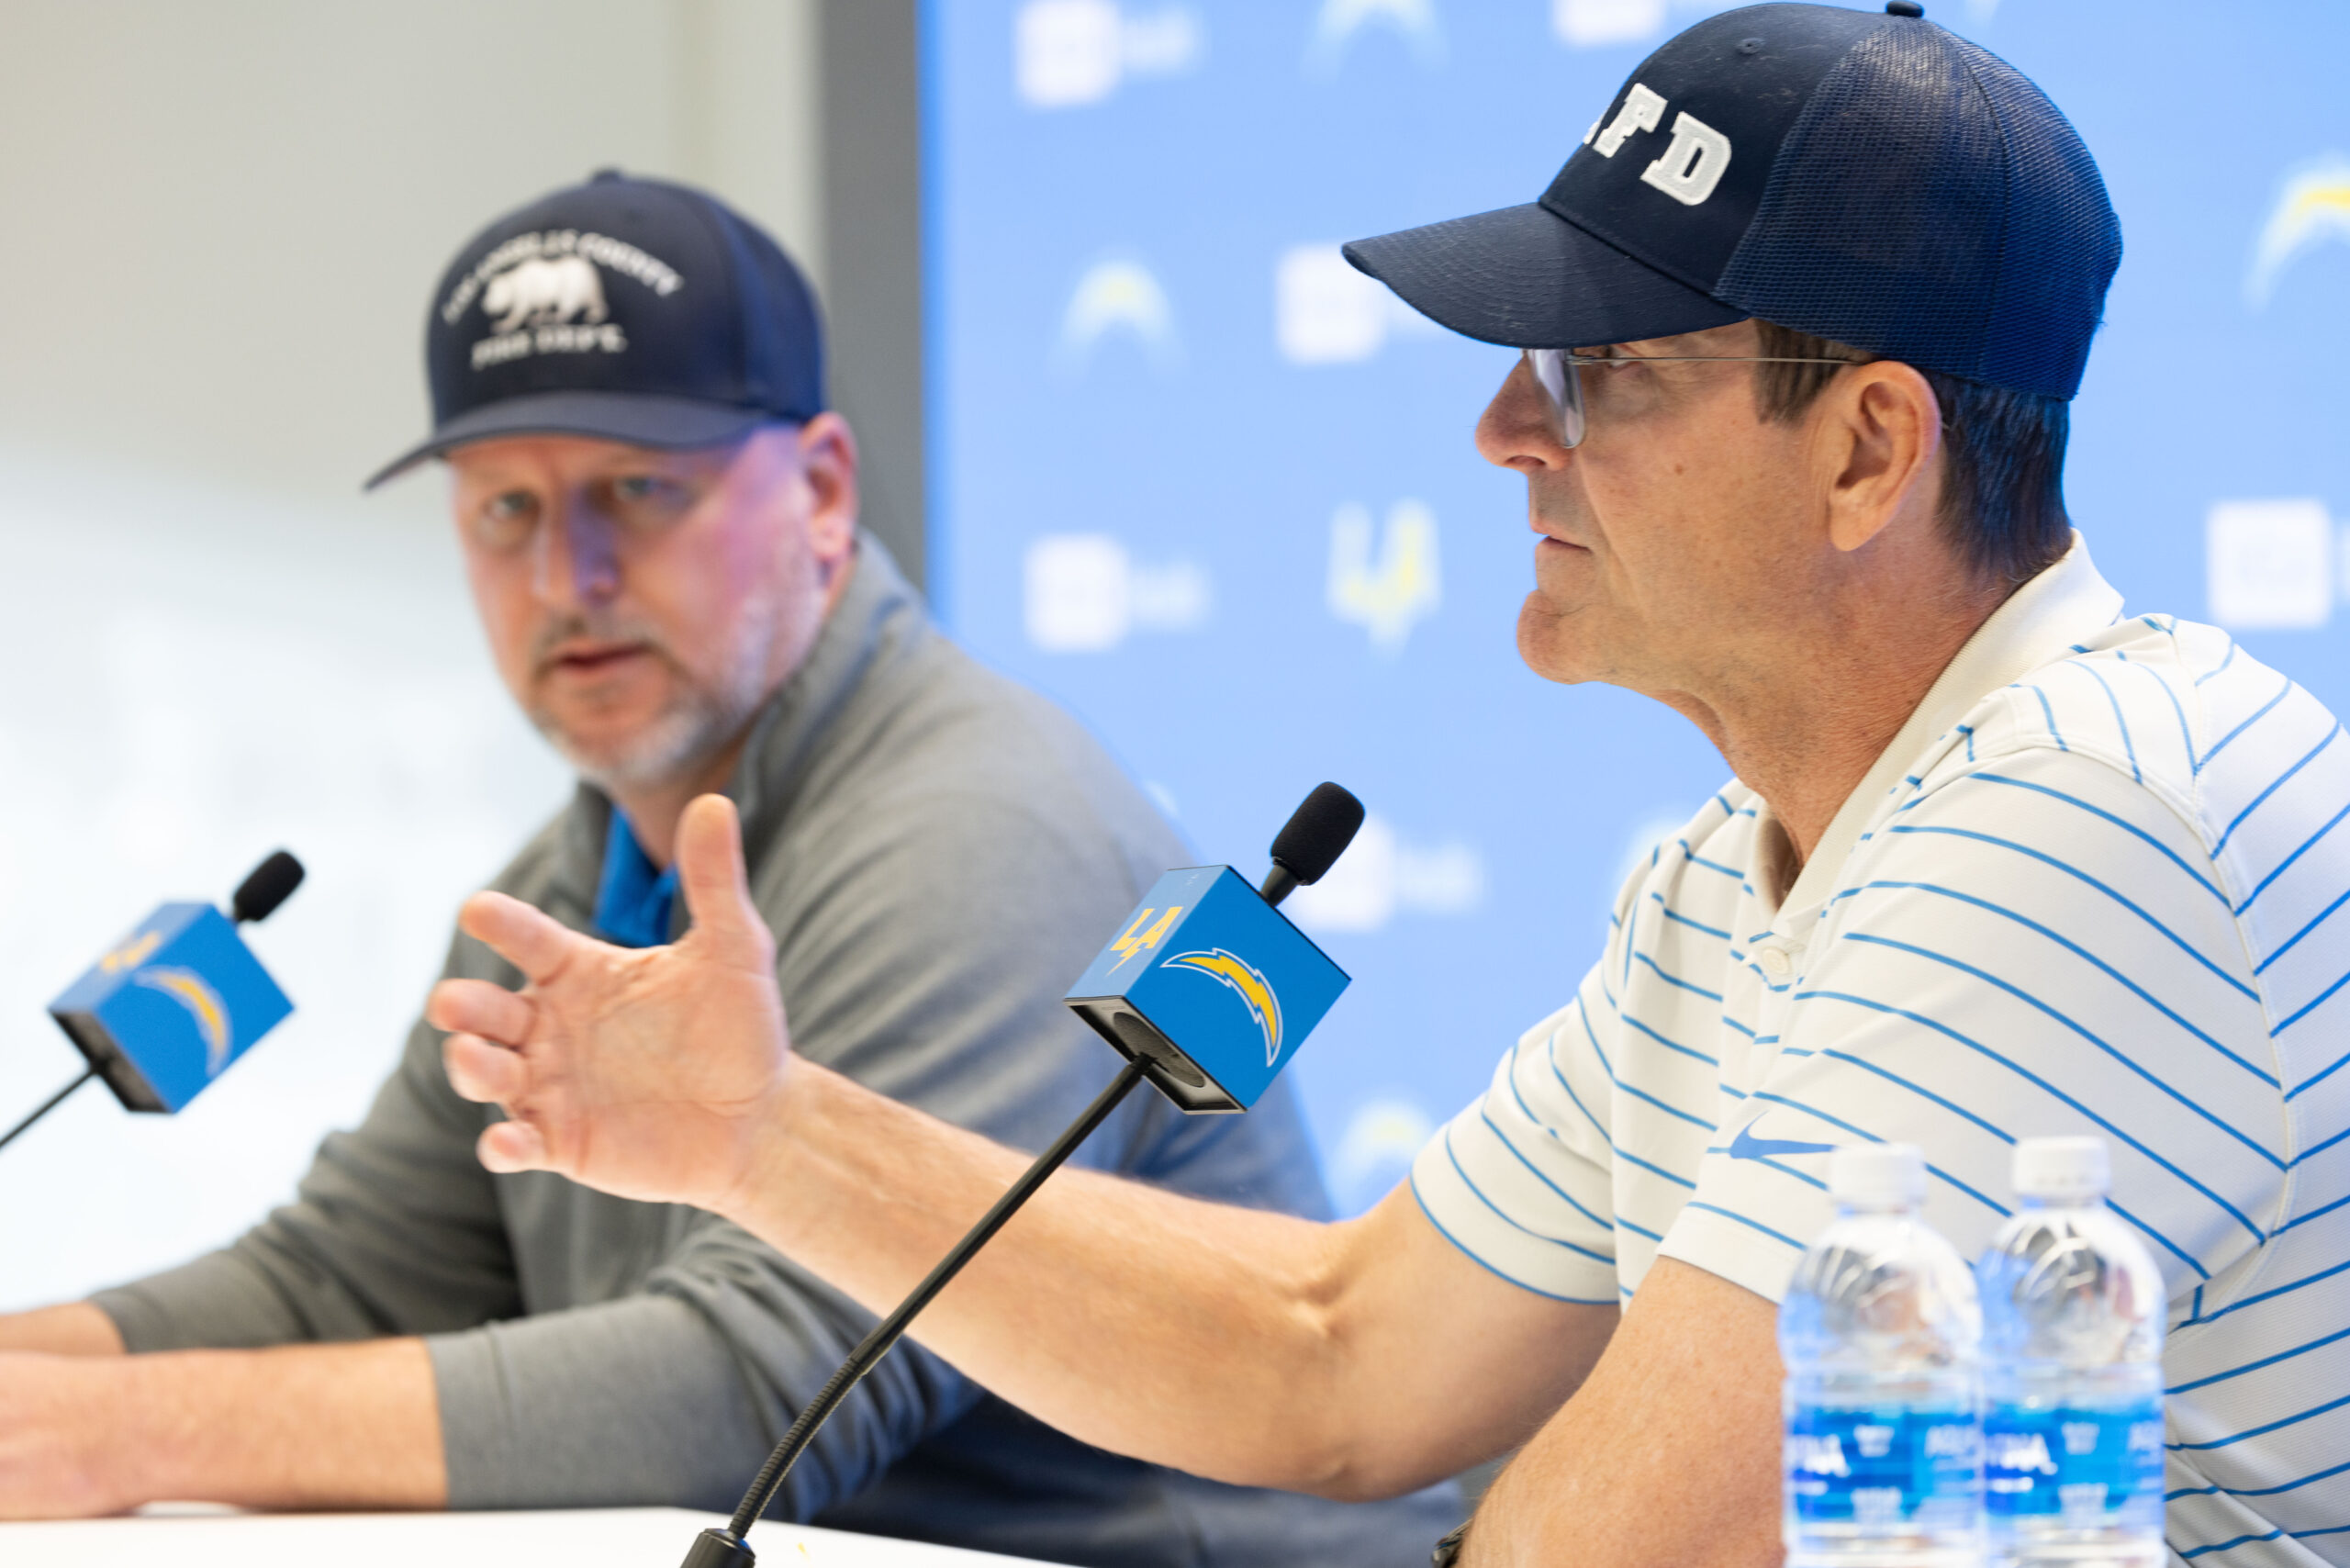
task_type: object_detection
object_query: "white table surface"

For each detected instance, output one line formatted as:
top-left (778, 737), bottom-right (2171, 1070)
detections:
top-left (0, 1506), bottom-right (1055, 1567)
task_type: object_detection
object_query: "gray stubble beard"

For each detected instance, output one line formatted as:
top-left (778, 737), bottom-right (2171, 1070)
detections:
top-left (527, 577), bottom-right (791, 799)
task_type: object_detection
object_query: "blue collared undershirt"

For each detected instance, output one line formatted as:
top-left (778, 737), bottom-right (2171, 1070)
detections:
top-left (591, 810), bottom-right (679, 949)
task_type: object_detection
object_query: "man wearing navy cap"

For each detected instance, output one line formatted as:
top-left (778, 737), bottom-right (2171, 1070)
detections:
top-left (0, 173), bottom-right (1463, 1566)
top-left (427, 8), bottom-right (2350, 1566)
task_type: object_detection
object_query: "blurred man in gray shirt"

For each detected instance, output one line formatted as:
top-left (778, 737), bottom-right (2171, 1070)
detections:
top-left (0, 174), bottom-right (1459, 1567)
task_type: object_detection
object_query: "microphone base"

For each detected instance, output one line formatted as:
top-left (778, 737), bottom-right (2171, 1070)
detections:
top-left (681, 1527), bottom-right (758, 1568)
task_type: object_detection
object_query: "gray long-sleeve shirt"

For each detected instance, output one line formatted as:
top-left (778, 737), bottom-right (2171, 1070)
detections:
top-left (92, 538), bottom-right (1461, 1568)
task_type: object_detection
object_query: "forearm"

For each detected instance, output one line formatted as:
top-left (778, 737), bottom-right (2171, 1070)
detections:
top-left (118, 1338), bottom-right (444, 1511)
top-left (1458, 1261), bottom-right (1782, 1568)
top-left (730, 1058), bottom-right (1375, 1494)
top-left (0, 1304), bottom-right (122, 1356)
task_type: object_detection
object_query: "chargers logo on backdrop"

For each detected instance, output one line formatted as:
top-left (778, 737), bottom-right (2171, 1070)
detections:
top-left (1164, 948), bottom-right (1284, 1066)
top-left (2207, 498), bottom-right (2343, 631)
top-left (1275, 244), bottom-right (1438, 364)
top-left (1552, 0), bottom-right (1688, 49)
top-left (130, 966), bottom-right (234, 1077)
top-left (1024, 534), bottom-right (1212, 652)
top-left (1328, 499), bottom-right (1441, 653)
top-left (1283, 812), bottom-right (1484, 934)
top-left (1057, 257), bottom-right (1182, 376)
top-left (1016, 0), bottom-right (1203, 109)
top-left (2247, 154), bottom-right (2350, 308)
top-left (1305, 0), bottom-right (1443, 76)
top-left (1331, 1098), bottom-right (1437, 1213)
top-left (1552, 0), bottom-right (2003, 50)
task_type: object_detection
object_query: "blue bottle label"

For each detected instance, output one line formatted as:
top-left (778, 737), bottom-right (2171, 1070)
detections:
top-left (1984, 1400), bottom-right (2165, 1524)
top-left (1785, 1404), bottom-right (1983, 1528)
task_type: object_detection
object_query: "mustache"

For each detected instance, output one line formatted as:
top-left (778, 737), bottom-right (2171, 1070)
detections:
top-left (526, 613), bottom-right (678, 677)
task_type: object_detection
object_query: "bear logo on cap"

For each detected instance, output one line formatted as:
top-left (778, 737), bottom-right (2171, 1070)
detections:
top-left (484, 255), bottom-right (609, 334)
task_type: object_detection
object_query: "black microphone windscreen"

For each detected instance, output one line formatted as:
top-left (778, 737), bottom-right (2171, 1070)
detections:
top-left (1269, 783), bottom-right (1364, 887)
top-left (231, 851), bottom-right (306, 924)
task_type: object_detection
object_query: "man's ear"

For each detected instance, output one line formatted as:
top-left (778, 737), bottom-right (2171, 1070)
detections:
top-left (797, 412), bottom-right (860, 568)
top-left (1818, 361), bottom-right (1942, 554)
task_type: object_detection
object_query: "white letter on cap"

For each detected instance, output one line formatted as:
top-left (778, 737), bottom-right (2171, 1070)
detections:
top-left (1639, 109), bottom-right (1732, 206)
top-left (1590, 83), bottom-right (1667, 158)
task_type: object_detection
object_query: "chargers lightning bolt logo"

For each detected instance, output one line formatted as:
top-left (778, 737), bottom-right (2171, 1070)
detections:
top-left (133, 966), bottom-right (235, 1077)
top-left (1162, 948), bottom-right (1284, 1066)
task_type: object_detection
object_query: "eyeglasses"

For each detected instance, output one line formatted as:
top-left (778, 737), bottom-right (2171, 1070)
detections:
top-left (1523, 346), bottom-right (1868, 450)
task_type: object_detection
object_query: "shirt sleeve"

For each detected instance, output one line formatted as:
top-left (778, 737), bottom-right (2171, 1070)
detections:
top-left (423, 1215), bottom-right (986, 1514)
top-left (1658, 740), bottom-right (2282, 1307)
top-left (90, 983), bottom-right (521, 1350)
top-left (1409, 867), bottom-right (1647, 1305)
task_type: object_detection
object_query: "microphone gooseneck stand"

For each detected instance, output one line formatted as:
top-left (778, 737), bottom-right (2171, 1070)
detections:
top-left (0, 1066), bottom-right (96, 1155)
top-left (684, 1052), bottom-right (1153, 1568)
top-left (680, 794), bottom-right (1355, 1568)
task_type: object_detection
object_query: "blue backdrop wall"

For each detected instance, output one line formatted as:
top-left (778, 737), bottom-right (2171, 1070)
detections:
top-left (923, 0), bottom-right (2350, 1213)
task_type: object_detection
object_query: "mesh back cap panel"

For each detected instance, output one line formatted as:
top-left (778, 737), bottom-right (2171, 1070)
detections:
top-left (1717, 25), bottom-right (2121, 398)
top-left (1965, 39), bottom-right (2122, 397)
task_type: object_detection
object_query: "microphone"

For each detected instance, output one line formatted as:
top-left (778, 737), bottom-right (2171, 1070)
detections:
top-left (1064, 780), bottom-right (1361, 1112)
top-left (681, 784), bottom-right (1364, 1568)
top-left (232, 850), bottom-right (306, 926)
top-left (0, 851), bottom-right (305, 1155)
top-left (1258, 780), bottom-right (1366, 907)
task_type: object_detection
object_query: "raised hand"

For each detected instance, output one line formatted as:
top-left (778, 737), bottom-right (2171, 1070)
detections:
top-left (431, 793), bottom-right (791, 1215)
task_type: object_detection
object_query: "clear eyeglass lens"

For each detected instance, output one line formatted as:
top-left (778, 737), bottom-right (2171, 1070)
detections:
top-left (1524, 348), bottom-right (1586, 449)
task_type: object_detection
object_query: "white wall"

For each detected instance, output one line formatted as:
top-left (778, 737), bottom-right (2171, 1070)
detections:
top-left (0, 0), bottom-right (822, 1309)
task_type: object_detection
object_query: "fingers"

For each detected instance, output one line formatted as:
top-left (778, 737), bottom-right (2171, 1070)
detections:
top-left (676, 795), bottom-right (771, 967)
top-left (427, 977), bottom-right (535, 1045)
top-left (456, 890), bottom-right (582, 985)
top-left (444, 1038), bottom-right (556, 1177)
top-left (477, 1118), bottom-right (550, 1174)
top-left (443, 1032), bottom-right (528, 1105)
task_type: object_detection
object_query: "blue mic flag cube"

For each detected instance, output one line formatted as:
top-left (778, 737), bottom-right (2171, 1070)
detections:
top-left (1065, 866), bottom-right (1348, 1113)
top-left (48, 902), bottom-right (295, 1113)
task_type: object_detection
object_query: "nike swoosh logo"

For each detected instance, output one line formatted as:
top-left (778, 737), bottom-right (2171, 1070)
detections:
top-left (1729, 1125), bottom-right (1835, 1161)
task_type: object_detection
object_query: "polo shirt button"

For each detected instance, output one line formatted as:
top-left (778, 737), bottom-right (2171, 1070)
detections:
top-left (1759, 946), bottom-right (1792, 978)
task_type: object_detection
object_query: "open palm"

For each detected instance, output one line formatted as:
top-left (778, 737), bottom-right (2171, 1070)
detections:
top-left (430, 794), bottom-right (791, 1216)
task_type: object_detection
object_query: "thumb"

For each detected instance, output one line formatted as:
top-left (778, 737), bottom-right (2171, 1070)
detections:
top-left (676, 793), bottom-right (767, 966)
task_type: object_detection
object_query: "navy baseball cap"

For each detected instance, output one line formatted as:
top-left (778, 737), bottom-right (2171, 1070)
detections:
top-left (365, 171), bottom-right (825, 488)
top-left (1343, 2), bottom-right (2121, 399)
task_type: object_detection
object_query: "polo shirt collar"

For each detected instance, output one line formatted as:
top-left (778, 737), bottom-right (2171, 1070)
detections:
top-left (1762, 532), bottom-right (2125, 926)
top-left (591, 809), bottom-right (679, 948)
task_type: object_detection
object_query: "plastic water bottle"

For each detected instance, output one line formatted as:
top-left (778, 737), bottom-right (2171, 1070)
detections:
top-left (1976, 1137), bottom-right (2165, 1568)
top-left (1782, 1144), bottom-right (1986, 1568)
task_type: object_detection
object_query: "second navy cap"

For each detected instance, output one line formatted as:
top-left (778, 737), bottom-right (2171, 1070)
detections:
top-left (366, 171), bottom-right (825, 488)
top-left (1342, 2), bottom-right (2121, 400)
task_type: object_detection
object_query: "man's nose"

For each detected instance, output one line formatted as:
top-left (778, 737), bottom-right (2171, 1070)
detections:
top-left (1474, 355), bottom-right (1572, 472)
top-left (530, 496), bottom-right (621, 608)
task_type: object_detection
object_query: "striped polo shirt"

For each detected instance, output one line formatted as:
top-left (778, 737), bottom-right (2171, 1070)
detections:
top-left (1413, 537), bottom-right (2350, 1565)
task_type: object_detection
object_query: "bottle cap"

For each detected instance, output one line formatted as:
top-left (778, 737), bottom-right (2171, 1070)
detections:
top-left (2013, 1136), bottom-right (2109, 1201)
top-left (1830, 1143), bottom-right (1926, 1209)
